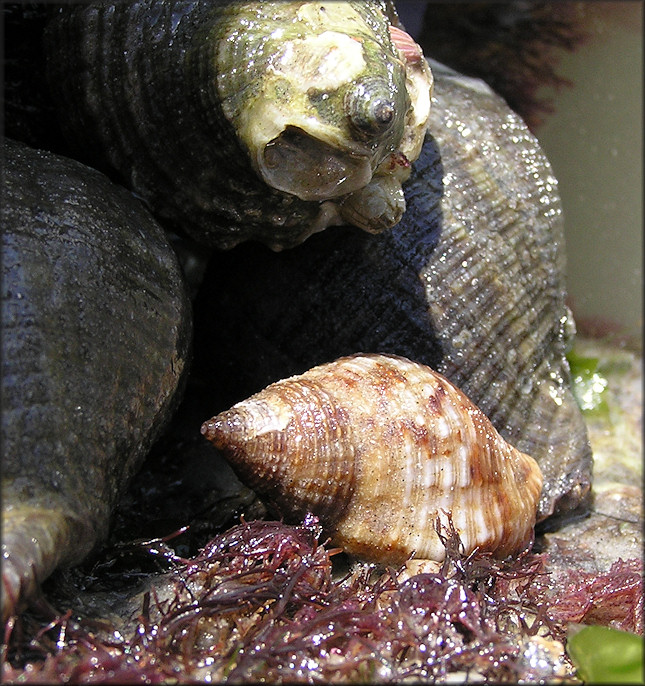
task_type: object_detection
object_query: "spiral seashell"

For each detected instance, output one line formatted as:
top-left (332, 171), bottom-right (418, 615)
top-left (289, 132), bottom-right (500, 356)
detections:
top-left (202, 354), bottom-right (543, 564)
top-left (192, 62), bottom-right (592, 525)
top-left (345, 77), bottom-right (397, 140)
top-left (44, 1), bottom-right (433, 249)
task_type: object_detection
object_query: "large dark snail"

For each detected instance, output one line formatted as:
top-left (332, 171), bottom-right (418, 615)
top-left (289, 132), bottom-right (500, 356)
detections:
top-left (1, 138), bottom-right (191, 620)
top-left (2, 1), bottom-right (593, 621)
top-left (191, 61), bottom-right (592, 525)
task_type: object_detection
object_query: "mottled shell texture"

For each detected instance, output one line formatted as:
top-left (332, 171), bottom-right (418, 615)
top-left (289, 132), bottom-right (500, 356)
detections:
top-left (45, 1), bottom-right (433, 249)
top-left (202, 354), bottom-right (543, 564)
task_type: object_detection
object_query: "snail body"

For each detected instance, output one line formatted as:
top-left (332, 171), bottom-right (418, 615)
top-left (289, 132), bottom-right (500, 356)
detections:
top-left (44, 1), bottom-right (433, 249)
top-left (202, 354), bottom-right (543, 564)
top-left (1, 139), bottom-right (191, 619)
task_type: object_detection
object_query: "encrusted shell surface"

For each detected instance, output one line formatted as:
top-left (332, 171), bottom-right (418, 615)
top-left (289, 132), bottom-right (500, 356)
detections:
top-left (202, 354), bottom-right (543, 564)
top-left (191, 63), bottom-right (592, 525)
top-left (44, 1), bottom-right (433, 249)
top-left (1, 139), bottom-right (191, 619)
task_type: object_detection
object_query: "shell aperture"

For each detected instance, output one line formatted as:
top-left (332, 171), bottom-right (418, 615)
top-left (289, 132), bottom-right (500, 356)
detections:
top-left (202, 354), bottom-right (544, 564)
top-left (261, 126), bottom-right (374, 201)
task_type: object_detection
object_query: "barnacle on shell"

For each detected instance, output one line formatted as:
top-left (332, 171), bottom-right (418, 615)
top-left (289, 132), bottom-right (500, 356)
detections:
top-left (202, 353), bottom-right (543, 564)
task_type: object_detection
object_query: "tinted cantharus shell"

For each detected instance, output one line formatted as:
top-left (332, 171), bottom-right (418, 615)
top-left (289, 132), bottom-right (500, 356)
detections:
top-left (1, 139), bottom-right (191, 619)
top-left (202, 354), bottom-right (544, 564)
top-left (44, 1), bottom-right (433, 249)
top-left (192, 63), bottom-right (592, 525)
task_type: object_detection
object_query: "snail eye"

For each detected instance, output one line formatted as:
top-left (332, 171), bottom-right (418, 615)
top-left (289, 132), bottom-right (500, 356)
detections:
top-left (345, 78), bottom-right (396, 139)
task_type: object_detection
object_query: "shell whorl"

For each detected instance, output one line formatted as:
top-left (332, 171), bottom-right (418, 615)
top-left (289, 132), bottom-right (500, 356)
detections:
top-left (44, 1), bottom-right (433, 249)
top-left (202, 354), bottom-right (543, 564)
top-left (203, 377), bottom-right (356, 528)
top-left (345, 77), bottom-right (398, 140)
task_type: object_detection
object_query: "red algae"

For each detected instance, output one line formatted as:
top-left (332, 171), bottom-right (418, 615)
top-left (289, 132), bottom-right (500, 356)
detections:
top-left (2, 515), bottom-right (641, 683)
top-left (545, 558), bottom-right (643, 634)
top-left (415, 2), bottom-right (588, 130)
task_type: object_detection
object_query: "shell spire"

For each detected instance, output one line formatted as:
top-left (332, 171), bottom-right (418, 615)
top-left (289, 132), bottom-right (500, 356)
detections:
top-left (202, 376), bottom-right (356, 528)
top-left (44, 1), bottom-right (433, 249)
top-left (202, 354), bottom-right (543, 564)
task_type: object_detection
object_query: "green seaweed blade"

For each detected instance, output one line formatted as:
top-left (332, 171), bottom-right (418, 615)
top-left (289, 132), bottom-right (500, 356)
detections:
top-left (567, 625), bottom-right (644, 684)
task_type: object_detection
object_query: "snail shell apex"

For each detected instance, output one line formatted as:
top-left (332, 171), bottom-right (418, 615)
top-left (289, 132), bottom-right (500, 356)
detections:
top-left (202, 354), bottom-right (543, 564)
top-left (44, 1), bottom-right (433, 249)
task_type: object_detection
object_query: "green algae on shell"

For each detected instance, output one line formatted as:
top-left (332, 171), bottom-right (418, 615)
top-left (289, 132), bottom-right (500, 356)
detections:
top-left (1, 138), bottom-right (192, 620)
top-left (44, 1), bottom-right (433, 249)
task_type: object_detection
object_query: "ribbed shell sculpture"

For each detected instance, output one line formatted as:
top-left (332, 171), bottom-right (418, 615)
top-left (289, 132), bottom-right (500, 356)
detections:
top-left (202, 354), bottom-right (544, 563)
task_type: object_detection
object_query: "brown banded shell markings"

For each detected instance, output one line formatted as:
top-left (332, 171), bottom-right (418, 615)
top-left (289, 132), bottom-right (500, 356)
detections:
top-left (202, 354), bottom-right (543, 565)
